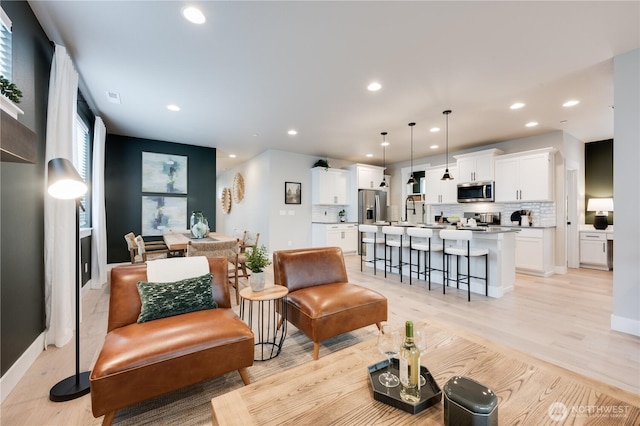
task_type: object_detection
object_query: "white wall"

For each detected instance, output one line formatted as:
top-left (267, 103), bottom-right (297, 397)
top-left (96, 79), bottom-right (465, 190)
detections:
top-left (612, 48), bottom-right (640, 336)
top-left (216, 149), bottom-right (337, 255)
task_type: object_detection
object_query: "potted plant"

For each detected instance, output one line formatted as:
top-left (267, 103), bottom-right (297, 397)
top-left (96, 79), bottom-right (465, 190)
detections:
top-left (338, 209), bottom-right (346, 222)
top-left (246, 244), bottom-right (271, 292)
top-left (0, 76), bottom-right (24, 119)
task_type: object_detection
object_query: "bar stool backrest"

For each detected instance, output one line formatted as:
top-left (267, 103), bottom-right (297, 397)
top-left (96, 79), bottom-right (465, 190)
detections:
top-left (359, 224), bottom-right (379, 233)
top-left (406, 227), bottom-right (433, 239)
top-left (381, 226), bottom-right (405, 236)
top-left (440, 229), bottom-right (473, 242)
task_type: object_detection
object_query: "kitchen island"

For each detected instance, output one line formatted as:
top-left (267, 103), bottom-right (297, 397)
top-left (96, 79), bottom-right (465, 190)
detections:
top-left (363, 224), bottom-right (518, 298)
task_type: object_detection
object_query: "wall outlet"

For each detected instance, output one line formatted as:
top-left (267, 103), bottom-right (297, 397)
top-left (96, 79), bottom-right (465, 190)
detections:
top-left (287, 240), bottom-right (292, 246)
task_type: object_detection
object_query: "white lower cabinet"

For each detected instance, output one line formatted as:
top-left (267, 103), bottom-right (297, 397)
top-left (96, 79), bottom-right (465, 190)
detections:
top-left (514, 228), bottom-right (555, 276)
top-left (580, 232), bottom-right (611, 270)
top-left (312, 223), bottom-right (358, 254)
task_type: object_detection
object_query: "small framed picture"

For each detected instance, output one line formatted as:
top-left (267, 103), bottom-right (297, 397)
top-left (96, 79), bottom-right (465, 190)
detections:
top-left (285, 182), bottom-right (301, 204)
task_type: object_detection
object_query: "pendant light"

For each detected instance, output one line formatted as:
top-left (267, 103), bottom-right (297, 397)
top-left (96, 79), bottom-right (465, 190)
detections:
top-left (441, 110), bottom-right (454, 180)
top-left (379, 132), bottom-right (388, 187)
top-left (406, 122), bottom-right (416, 184)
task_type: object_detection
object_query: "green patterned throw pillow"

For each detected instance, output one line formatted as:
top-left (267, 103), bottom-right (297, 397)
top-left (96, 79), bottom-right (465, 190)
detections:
top-left (136, 273), bottom-right (217, 323)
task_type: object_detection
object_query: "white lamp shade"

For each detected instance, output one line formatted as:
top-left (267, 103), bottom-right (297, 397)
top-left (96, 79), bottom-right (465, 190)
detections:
top-left (47, 158), bottom-right (87, 199)
top-left (587, 198), bottom-right (614, 214)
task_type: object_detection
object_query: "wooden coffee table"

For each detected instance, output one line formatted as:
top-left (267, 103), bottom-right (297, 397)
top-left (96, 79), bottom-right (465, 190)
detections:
top-left (211, 320), bottom-right (640, 425)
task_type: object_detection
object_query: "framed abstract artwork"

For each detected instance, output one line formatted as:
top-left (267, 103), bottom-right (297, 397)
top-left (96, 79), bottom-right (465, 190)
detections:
top-left (142, 152), bottom-right (188, 194)
top-left (141, 196), bottom-right (187, 236)
top-left (285, 182), bottom-right (301, 204)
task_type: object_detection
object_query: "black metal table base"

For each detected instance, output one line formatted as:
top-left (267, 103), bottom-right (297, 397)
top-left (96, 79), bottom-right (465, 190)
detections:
top-left (240, 298), bottom-right (287, 361)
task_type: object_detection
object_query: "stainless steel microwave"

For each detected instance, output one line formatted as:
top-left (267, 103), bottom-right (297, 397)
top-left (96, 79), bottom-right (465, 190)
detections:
top-left (457, 181), bottom-right (494, 203)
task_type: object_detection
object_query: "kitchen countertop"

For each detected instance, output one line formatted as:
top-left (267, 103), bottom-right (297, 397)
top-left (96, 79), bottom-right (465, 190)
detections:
top-left (311, 221), bottom-right (357, 224)
top-left (378, 222), bottom-right (520, 234)
top-left (499, 224), bottom-right (557, 229)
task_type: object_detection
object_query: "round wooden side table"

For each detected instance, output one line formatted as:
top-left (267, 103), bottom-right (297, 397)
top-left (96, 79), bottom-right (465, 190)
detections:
top-left (239, 285), bottom-right (288, 361)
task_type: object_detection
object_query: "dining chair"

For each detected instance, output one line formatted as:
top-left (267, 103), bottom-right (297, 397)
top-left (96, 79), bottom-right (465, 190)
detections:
top-left (234, 231), bottom-right (260, 282)
top-left (187, 239), bottom-right (241, 304)
top-left (125, 232), bottom-right (169, 263)
top-left (133, 235), bottom-right (171, 263)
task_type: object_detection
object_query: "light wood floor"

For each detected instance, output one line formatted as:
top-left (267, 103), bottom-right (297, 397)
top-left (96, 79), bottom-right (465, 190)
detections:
top-left (1, 256), bottom-right (638, 425)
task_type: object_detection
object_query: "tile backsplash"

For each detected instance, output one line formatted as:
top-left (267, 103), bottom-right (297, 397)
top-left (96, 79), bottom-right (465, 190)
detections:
top-left (312, 205), bottom-right (353, 223)
top-left (423, 202), bottom-right (556, 227)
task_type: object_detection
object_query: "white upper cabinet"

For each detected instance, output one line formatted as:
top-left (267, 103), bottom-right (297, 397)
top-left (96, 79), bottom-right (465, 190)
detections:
top-left (312, 167), bottom-right (350, 205)
top-left (494, 148), bottom-right (556, 202)
top-left (424, 166), bottom-right (458, 204)
top-left (454, 148), bottom-right (503, 183)
top-left (353, 164), bottom-right (385, 190)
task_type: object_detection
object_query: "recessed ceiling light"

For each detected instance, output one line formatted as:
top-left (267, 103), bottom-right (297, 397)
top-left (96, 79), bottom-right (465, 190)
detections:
top-left (287, 129), bottom-right (298, 135)
top-left (525, 121), bottom-right (538, 127)
top-left (228, 154), bottom-right (236, 158)
top-left (182, 6), bottom-right (206, 24)
top-left (166, 104), bottom-right (180, 111)
top-left (430, 144), bottom-right (439, 149)
top-left (562, 100), bottom-right (580, 107)
top-left (510, 102), bottom-right (525, 110)
top-left (367, 82), bottom-right (382, 91)
top-left (366, 153), bottom-right (373, 158)
top-left (381, 142), bottom-right (389, 147)
top-left (430, 127), bottom-right (440, 133)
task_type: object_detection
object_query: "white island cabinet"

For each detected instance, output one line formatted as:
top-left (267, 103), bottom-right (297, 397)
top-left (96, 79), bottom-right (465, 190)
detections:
top-left (514, 227), bottom-right (555, 276)
top-left (494, 148), bottom-right (556, 202)
top-left (361, 226), bottom-right (517, 298)
top-left (312, 223), bottom-right (358, 254)
top-left (311, 167), bottom-right (350, 205)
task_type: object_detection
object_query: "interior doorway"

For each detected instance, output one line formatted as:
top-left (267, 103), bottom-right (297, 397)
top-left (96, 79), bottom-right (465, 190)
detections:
top-left (566, 168), bottom-right (579, 268)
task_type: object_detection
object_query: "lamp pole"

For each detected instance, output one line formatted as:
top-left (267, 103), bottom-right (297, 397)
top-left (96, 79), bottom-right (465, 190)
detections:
top-left (47, 157), bottom-right (91, 402)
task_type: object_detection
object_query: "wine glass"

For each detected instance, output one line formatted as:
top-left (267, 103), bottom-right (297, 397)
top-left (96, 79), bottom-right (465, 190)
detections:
top-left (377, 330), bottom-right (400, 387)
top-left (414, 328), bottom-right (427, 387)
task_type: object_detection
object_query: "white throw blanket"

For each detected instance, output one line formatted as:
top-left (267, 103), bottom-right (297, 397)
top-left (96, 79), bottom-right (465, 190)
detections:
top-left (146, 256), bottom-right (209, 283)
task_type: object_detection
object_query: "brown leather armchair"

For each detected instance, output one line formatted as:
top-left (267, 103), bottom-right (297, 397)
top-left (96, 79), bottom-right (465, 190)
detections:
top-left (273, 247), bottom-right (387, 360)
top-left (90, 257), bottom-right (254, 425)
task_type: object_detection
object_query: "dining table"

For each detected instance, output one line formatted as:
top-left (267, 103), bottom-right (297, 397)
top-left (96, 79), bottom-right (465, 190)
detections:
top-left (163, 232), bottom-right (237, 255)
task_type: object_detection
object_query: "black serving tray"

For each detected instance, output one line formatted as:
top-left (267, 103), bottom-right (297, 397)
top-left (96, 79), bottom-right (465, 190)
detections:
top-left (368, 358), bottom-right (442, 415)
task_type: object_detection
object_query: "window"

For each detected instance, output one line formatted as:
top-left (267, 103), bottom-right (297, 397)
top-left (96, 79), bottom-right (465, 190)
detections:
top-left (0, 7), bottom-right (12, 81)
top-left (75, 115), bottom-right (91, 227)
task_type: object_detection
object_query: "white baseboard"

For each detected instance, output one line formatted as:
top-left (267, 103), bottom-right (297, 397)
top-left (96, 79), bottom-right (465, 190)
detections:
top-left (0, 332), bottom-right (45, 404)
top-left (611, 314), bottom-right (640, 337)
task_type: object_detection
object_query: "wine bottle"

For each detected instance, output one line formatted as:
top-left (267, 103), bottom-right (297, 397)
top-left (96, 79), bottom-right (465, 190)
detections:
top-left (399, 321), bottom-right (421, 403)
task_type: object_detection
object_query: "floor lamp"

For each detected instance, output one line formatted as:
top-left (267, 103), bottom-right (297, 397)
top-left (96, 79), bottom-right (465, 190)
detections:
top-left (47, 157), bottom-right (91, 402)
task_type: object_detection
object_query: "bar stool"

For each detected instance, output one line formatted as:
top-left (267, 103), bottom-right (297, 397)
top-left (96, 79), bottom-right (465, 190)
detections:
top-left (440, 229), bottom-right (489, 302)
top-left (382, 226), bottom-right (410, 282)
top-left (359, 224), bottom-right (384, 275)
top-left (406, 227), bottom-right (443, 289)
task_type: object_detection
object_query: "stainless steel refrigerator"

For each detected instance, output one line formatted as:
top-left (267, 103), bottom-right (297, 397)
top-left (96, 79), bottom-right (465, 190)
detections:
top-left (358, 189), bottom-right (387, 224)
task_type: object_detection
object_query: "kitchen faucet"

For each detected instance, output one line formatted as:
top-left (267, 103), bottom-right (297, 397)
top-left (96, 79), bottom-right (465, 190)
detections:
top-left (404, 196), bottom-right (416, 221)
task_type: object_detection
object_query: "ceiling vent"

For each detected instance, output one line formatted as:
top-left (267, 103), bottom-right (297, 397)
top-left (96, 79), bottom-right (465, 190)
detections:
top-left (106, 91), bottom-right (121, 104)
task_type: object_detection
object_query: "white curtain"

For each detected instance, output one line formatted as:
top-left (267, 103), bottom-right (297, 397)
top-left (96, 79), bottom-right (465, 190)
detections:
top-left (44, 45), bottom-right (79, 348)
top-left (91, 117), bottom-right (107, 289)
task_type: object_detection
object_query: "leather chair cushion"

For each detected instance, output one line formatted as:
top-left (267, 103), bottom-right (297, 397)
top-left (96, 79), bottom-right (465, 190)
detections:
top-left (286, 282), bottom-right (387, 342)
top-left (91, 308), bottom-right (252, 379)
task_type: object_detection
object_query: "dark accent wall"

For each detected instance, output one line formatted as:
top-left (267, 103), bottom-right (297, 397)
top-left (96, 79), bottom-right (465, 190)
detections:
top-left (1, 2), bottom-right (52, 376)
top-left (585, 139), bottom-right (614, 225)
top-left (105, 135), bottom-right (217, 263)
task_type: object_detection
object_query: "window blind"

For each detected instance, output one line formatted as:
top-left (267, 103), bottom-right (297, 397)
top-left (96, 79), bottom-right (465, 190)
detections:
top-left (0, 7), bottom-right (12, 81)
top-left (75, 116), bottom-right (90, 227)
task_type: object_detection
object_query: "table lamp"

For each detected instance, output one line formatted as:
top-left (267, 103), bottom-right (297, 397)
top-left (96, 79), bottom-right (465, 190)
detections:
top-left (47, 158), bottom-right (90, 401)
top-left (587, 198), bottom-right (614, 230)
